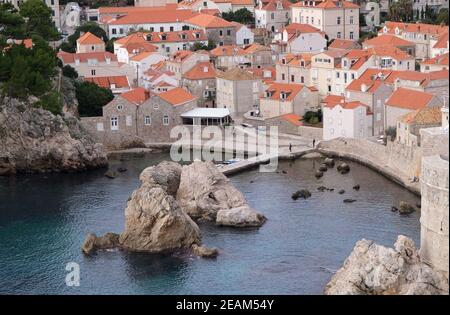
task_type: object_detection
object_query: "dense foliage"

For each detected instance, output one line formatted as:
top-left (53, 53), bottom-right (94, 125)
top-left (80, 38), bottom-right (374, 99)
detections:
top-left (222, 8), bottom-right (254, 25)
top-left (75, 81), bottom-right (114, 117)
top-left (62, 65), bottom-right (78, 79)
top-left (303, 109), bottom-right (322, 125)
top-left (191, 40), bottom-right (216, 51)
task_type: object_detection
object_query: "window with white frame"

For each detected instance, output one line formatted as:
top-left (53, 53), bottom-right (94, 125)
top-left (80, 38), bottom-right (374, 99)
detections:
top-left (144, 115), bottom-right (151, 125)
top-left (126, 115), bottom-right (132, 126)
top-left (110, 117), bottom-right (118, 130)
top-left (163, 115), bottom-right (169, 125)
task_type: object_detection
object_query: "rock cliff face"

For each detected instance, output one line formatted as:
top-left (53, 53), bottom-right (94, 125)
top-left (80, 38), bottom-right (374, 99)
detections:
top-left (176, 161), bottom-right (266, 227)
top-left (0, 84), bottom-right (107, 175)
top-left (324, 236), bottom-right (449, 295)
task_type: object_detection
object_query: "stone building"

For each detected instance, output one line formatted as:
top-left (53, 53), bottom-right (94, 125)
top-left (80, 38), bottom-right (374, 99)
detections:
top-left (182, 61), bottom-right (217, 108)
top-left (255, 0), bottom-right (292, 33)
top-left (80, 87), bottom-right (198, 147)
top-left (276, 53), bottom-right (312, 86)
top-left (165, 50), bottom-right (211, 80)
top-left (216, 68), bottom-right (262, 116)
top-left (243, 43), bottom-right (278, 68)
top-left (183, 13), bottom-right (237, 46)
top-left (396, 107), bottom-right (442, 147)
top-left (76, 32), bottom-right (105, 53)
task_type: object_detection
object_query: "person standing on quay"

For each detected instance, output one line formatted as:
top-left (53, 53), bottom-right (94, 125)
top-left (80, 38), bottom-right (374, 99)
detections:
top-left (312, 139), bottom-right (316, 148)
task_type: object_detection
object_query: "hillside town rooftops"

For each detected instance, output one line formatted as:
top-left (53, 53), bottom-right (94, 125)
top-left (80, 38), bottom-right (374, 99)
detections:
top-left (183, 62), bottom-right (216, 80)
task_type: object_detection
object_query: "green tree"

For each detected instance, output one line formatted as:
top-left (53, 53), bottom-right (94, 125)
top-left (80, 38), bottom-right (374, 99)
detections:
top-left (436, 9), bottom-right (449, 25)
top-left (3, 55), bottom-right (29, 99)
top-left (19, 0), bottom-right (59, 41)
top-left (35, 91), bottom-right (63, 115)
top-left (0, 3), bottom-right (26, 38)
top-left (222, 8), bottom-right (254, 25)
top-left (62, 65), bottom-right (78, 79)
top-left (75, 81), bottom-right (114, 117)
top-left (389, 0), bottom-right (413, 22)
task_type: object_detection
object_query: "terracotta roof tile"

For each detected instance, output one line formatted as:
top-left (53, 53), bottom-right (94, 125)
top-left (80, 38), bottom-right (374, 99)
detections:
top-left (400, 106), bottom-right (442, 124)
top-left (386, 88), bottom-right (434, 110)
top-left (85, 75), bottom-right (129, 89)
top-left (262, 0), bottom-right (293, 10)
top-left (421, 53), bottom-right (449, 66)
top-left (281, 113), bottom-right (303, 126)
top-left (120, 87), bottom-right (150, 104)
top-left (108, 9), bottom-right (197, 25)
top-left (183, 62), bottom-right (216, 80)
top-left (185, 14), bottom-right (234, 28)
top-left (58, 51), bottom-right (117, 63)
top-left (381, 22), bottom-right (449, 36)
top-left (329, 39), bottom-right (361, 50)
top-left (262, 83), bottom-right (305, 101)
top-left (363, 34), bottom-right (413, 48)
top-left (158, 87), bottom-right (197, 106)
top-left (77, 32), bottom-right (104, 45)
top-left (217, 68), bottom-right (255, 80)
top-left (210, 45), bottom-right (247, 56)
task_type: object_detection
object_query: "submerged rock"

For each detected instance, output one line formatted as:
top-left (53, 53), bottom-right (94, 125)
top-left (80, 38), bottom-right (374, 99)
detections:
top-left (216, 206), bottom-right (266, 227)
top-left (82, 233), bottom-right (120, 255)
top-left (192, 244), bottom-right (219, 258)
top-left (324, 158), bottom-right (335, 168)
top-left (337, 163), bottom-right (350, 174)
top-left (399, 201), bottom-right (415, 215)
top-left (176, 161), bottom-right (265, 227)
top-left (292, 189), bottom-right (312, 200)
top-left (104, 170), bottom-right (117, 179)
top-left (324, 236), bottom-right (449, 295)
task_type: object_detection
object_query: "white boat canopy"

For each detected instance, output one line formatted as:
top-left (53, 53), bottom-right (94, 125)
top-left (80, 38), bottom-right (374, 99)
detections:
top-left (181, 108), bottom-right (232, 125)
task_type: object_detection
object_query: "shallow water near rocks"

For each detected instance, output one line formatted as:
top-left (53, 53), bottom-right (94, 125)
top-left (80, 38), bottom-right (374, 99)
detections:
top-left (0, 153), bottom-right (420, 294)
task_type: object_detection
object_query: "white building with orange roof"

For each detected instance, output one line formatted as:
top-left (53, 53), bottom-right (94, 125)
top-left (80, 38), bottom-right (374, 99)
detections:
top-left (367, 46), bottom-right (415, 71)
top-left (182, 61), bottom-right (217, 107)
top-left (420, 53), bottom-right (449, 72)
top-left (143, 30), bottom-right (208, 56)
top-left (210, 45), bottom-right (251, 69)
top-left (385, 87), bottom-right (443, 128)
top-left (165, 50), bottom-right (211, 80)
top-left (392, 70), bottom-right (449, 100)
top-left (259, 82), bottom-right (320, 118)
top-left (273, 23), bottom-right (327, 54)
top-left (57, 51), bottom-right (136, 83)
top-left (379, 21), bottom-right (449, 60)
top-left (104, 8), bottom-right (197, 39)
top-left (142, 68), bottom-right (179, 92)
top-left (430, 31), bottom-right (449, 58)
top-left (310, 48), bottom-right (374, 96)
top-left (129, 52), bottom-right (169, 85)
top-left (276, 53), bottom-right (312, 86)
top-left (76, 32), bottom-right (105, 53)
top-left (183, 13), bottom-right (237, 46)
top-left (322, 99), bottom-right (373, 140)
top-left (178, 0), bottom-right (220, 12)
top-left (113, 33), bottom-right (158, 63)
top-left (362, 34), bottom-right (415, 57)
top-left (84, 75), bottom-right (131, 95)
top-left (291, 0), bottom-right (360, 41)
top-left (255, 0), bottom-right (292, 33)
top-left (230, 21), bottom-right (254, 46)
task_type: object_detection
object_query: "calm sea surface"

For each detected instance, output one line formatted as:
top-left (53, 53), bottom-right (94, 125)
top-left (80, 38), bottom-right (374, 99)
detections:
top-left (0, 153), bottom-right (420, 294)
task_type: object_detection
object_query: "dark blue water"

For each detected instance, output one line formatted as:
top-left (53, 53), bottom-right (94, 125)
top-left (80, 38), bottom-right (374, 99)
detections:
top-left (0, 153), bottom-right (420, 294)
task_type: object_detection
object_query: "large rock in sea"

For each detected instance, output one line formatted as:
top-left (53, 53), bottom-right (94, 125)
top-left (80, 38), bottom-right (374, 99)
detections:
top-left (119, 161), bottom-right (201, 252)
top-left (176, 161), bottom-right (266, 227)
top-left (82, 161), bottom-right (203, 255)
top-left (324, 236), bottom-right (449, 295)
top-left (0, 91), bottom-right (107, 175)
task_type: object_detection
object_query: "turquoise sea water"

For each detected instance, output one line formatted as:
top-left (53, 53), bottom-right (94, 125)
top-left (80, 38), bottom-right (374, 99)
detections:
top-left (0, 153), bottom-right (420, 294)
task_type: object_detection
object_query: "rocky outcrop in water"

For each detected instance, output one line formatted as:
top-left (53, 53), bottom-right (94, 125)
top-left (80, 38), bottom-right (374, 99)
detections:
top-left (324, 236), bottom-right (449, 295)
top-left (0, 90), bottom-right (107, 175)
top-left (119, 161), bottom-right (201, 252)
top-left (176, 161), bottom-right (266, 227)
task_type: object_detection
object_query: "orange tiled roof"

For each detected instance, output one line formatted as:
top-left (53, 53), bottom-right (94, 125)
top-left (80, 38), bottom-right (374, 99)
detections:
top-left (386, 88), bottom-right (434, 110)
top-left (433, 32), bottom-right (449, 49)
top-left (217, 67), bottom-right (255, 80)
top-left (281, 113), bottom-right (303, 126)
top-left (77, 32), bottom-right (104, 45)
top-left (367, 45), bottom-right (413, 61)
top-left (400, 106), bottom-right (442, 124)
top-left (108, 9), bottom-right (197, 25)
top-left (183, 62), bottom-right (216, 80)
top-left (262, 83), bottom-right (305, 101)
top-left (262, 0), bottom-right (293, 10)
top-left (243, 43), bottom-right (272, 53)
top-left (58, 51), bottom-right (117, 63)
top-left (329, 39), bottom-right (361, 50)
top-left (184, 14), bottom-right (234, 28)
top-left (123, 41), bottom-right (158, 54)
top-left (169, 50), bottom-right (194, 62)
top-left (381, 21), bottom-right (449, 36)
top-left (278, 53), bottom-right (312, 67)
top-left (283, 23), bottom-right (324, 35)
top-left (12, 38), bottom-right (33, 49)
top-left (121, 87), bottom-right (150, 104)
top-left (85, 75), bottom-right (129, 89)
top-left (324, 99), bottom-right (372, 115)
top-left (321, 94), bottom-right (344, 106)
top-left (248, 66), bottom-right (276, 84)
top-left (421, 53), bottom-right (449, 66)
top-left (130, 51), bottom-right (160, 62)
top-left (210, 45), bottom-right (247, 56)
top-left (158, 87), bottom-right (197, 105)
top-left (363, 34), bottom-right (413, 48)
top-left (292, 0), bottom-right (359, 9)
